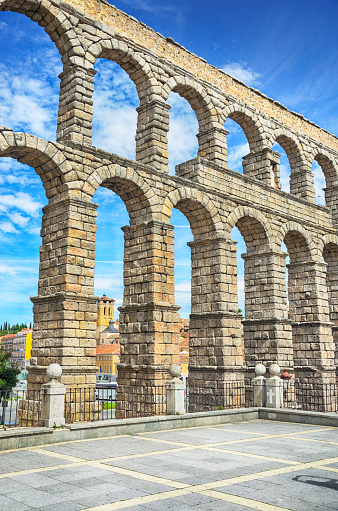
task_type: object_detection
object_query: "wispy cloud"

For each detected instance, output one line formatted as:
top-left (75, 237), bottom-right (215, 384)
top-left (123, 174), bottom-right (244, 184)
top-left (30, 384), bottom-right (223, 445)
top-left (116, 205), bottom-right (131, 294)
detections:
top-left (0, 52), bottom-right (60, 139)
top-left (221, 62), bottom-right (261, 87)
top-left (227, 142), bottom-right (249, 172)
top-left (118, 0), bottom-right (186, 24)
top-left (167, 91), bottom-right (198, 173)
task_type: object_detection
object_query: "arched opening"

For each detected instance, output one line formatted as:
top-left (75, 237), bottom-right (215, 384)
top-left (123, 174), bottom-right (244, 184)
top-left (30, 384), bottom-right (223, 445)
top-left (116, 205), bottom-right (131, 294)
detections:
top-left (92, 60), bottom-right (138, 158)
top-left (224, 118), bottom-right (249, 173)
top-left (0, 158), bottom-right (46, 329)
top-left (273, 134), bottom-right (315, 201)
top-left (170, 208), bottom-right (192, 387)
top-left (312, 153), bottom-right (338, 209)
top-left (93, 185), bottom-right (128, 354)
top-left (312, 159), bottom-right (326, 206)
top-left (272, 142), bottom-right (291, 192)
top-left (0, 11), bottom-right (61, 140)
top-left (167, 91), bottom-right (199, 174)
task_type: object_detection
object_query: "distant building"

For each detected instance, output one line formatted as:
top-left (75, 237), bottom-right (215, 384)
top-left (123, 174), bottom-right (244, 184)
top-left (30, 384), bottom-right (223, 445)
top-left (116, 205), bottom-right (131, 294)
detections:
top-left (96, 343), bottom-right (120, 377)
top-left (99, 318), bottom-right (120, 345)
top-left (1, 333), bottom-right (15, 355)
top-left (0, 328), bottom-right (32, 369)
top-left (96, 294), bottom-right (115, 343)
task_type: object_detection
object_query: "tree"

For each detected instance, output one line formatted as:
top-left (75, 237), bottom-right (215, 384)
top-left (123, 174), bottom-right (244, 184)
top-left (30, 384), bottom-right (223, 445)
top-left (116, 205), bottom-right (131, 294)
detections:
top-left (0, 352), bottom-right (20, 391)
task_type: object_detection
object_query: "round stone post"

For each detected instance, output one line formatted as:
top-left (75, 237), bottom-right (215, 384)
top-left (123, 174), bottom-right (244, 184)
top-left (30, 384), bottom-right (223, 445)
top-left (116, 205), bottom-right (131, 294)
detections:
top-left (265, 364), bottom-right (283, 409)
top-left (39, 364), bottom-right (66, 428)
top-left (253, 363), bottom-right (267, 407)
top-left (165, 364), bottom-right (186, 415)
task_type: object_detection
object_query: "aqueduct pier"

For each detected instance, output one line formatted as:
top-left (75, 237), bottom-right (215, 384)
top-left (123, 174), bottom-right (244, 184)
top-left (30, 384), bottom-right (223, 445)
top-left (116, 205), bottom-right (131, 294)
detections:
top-left (1, 0), bottom-right (338, 417)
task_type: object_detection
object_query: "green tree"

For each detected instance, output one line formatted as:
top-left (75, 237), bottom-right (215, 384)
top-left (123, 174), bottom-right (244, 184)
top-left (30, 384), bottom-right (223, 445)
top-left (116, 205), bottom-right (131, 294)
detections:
top-left (0, 352), bottom-right (20, 391)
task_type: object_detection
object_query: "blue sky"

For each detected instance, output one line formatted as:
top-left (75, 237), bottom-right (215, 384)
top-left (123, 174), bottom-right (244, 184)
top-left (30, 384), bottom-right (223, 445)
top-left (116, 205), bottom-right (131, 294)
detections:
top-left (0, 0), bottom-right (337, 325)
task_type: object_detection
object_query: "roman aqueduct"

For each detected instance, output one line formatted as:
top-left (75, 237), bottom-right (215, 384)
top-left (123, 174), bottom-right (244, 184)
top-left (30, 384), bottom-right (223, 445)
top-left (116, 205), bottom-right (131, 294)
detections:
top-left (1, 0), bottom-right (338, 417)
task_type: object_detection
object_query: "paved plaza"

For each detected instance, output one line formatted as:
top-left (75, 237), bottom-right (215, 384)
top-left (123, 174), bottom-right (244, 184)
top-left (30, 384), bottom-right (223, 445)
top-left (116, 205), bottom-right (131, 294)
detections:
top-left (0, 419), bottom-right (338, 510)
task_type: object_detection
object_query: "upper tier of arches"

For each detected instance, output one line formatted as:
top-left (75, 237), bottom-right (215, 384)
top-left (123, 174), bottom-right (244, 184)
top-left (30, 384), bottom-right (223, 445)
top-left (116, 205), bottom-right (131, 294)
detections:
top-left (1, 0), bottom-right (338, 211)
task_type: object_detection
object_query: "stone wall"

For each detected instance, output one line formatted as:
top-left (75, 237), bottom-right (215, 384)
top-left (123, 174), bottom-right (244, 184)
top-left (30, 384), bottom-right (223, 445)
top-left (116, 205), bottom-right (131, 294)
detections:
top-left (0, 0), bottom-right (338, 415)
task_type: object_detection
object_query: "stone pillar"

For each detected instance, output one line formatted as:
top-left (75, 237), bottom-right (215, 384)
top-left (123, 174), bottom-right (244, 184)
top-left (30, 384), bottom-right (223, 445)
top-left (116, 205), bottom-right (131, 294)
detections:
top-left (196, 127), bottom-right (228, 165)
top-left (322, 246), bottom-right (338, 381)
top-left (241, 250), bottom-right (293, 377)
top-left (20, 197), bottom-right (98, 425)
top-left (135, 100), bottom-right (170, 172)
top-left (290, 168), bottom-right (316, 203)
top-left (242, 149), bottom-right (281, 188)
top-left (324, 184), bottom-right (338, 225)
top-left (39, 364), bottom-right (66, 428)
top-left (288, 259), bottom-right (336, 410)
top-left (116, 221), bottom-right (180, 418)
top-left (188, 237), bottom-right (246, 412)
top-left (57, 64), bottom-right (96, 146)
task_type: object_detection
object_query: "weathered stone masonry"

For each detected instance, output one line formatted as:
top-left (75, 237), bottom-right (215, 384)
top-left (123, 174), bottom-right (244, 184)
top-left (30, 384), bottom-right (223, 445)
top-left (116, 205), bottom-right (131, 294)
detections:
top-left (0, 0), bottom-right (338, 415)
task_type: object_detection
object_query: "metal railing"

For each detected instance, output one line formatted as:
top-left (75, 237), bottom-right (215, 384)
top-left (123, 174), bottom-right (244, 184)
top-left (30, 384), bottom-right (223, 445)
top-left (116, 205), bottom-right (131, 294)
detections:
top-left (187, 380), bottom-right (253, 412)
top-left (2, 379), bottom-right (337, 429)
top-left (0, 390), bottom-right (41, 429)
top-left (64, 384), bottom-right (167, 423)
top-left (283, 382), bottom-right (338, 413)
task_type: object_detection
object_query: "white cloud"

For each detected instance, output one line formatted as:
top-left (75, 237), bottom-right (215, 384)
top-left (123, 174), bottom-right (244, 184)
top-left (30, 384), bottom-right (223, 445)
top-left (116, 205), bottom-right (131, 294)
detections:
top-left (312, 161), bottom-right (326, 206)
top-left (227, 142), bottom-right (249, 172)
top-left (0, 49), bottom-right (61, 139)
top-left (167, 92), bottom-right (199, 173)
top-left (0, 192), bottom-right (43, 217)
top-left (0, 262), bottom-right (17, 276)
top-left (221, 62), bottom-right (261, 87)
top-left (11, 212), bottom-right (30, 227)
top-left (0, 221), bottom-right (18, 233)
top-left (175, 280), bottom-right (191, 293)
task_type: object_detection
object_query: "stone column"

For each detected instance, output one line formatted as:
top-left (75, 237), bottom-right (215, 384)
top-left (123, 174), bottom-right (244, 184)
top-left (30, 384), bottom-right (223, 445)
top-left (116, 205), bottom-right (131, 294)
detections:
top-left (288, 259), bottom-right (336, 410)
top-left (242, 149), bottom-right (281, 188)
top-left (19, 197), bottom-right (98, 425)
top-left (135, 100), bottom-right (170, 172)
top-left (241, 250), bottom-right (293, 377)
top-left (116, 220), bottom-right (180, 418)
top-left (324, 184), bottom-right (338, 225)
top-left (196, 127), bottom-right (228, 165)
top-left (290, 168), bottom-right (316, 203)
top-left (57, 64), bottom-right (96, 146)
top-left (324, 246), bottom-right (338, 380)
top-left (188, 237), bottom-right (246, 412)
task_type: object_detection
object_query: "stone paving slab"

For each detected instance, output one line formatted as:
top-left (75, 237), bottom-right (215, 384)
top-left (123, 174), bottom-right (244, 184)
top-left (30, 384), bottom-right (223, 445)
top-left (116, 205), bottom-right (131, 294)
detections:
top-left (0, 419), bottom-right (337, 510)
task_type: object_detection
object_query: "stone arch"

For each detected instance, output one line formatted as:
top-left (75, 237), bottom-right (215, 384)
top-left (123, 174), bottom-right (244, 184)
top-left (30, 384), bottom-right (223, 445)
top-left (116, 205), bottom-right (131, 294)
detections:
top-left (162, 187), bottom-right (223, 239)
top-left (0, 131), bottom-right (71, 198)
top-left (226, 205), bottom-right (274, 250)
top-left (312, 150), bottom-right (338, 189)
top-left (0, 0), bottom-right (83, 58)
top-left (319, 233), bottom-right (338, 258)
top-left (163, 75), bottom-right (219, 132)
top-left (221, 103), bottom-right (267, 153)
top-left (271, 128), bottom-right (308, 171)
top-left (83, 163), bottom-right (158, 223)
top-left (86, 38), bottom-right (159, 103)
top-left (277, 221), bottom-right (314, 262)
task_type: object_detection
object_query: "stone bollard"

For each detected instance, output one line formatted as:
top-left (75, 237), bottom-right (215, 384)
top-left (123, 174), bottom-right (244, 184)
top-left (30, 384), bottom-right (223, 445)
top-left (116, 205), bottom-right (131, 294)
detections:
top-left (253, 363), bottom-right (267, 407)
top-left (165, 364), bottom-right (186, 415)
top-left (265, 364), bottom-right (283, 409)
top-left (39, 364), bottom-right (66, 428)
